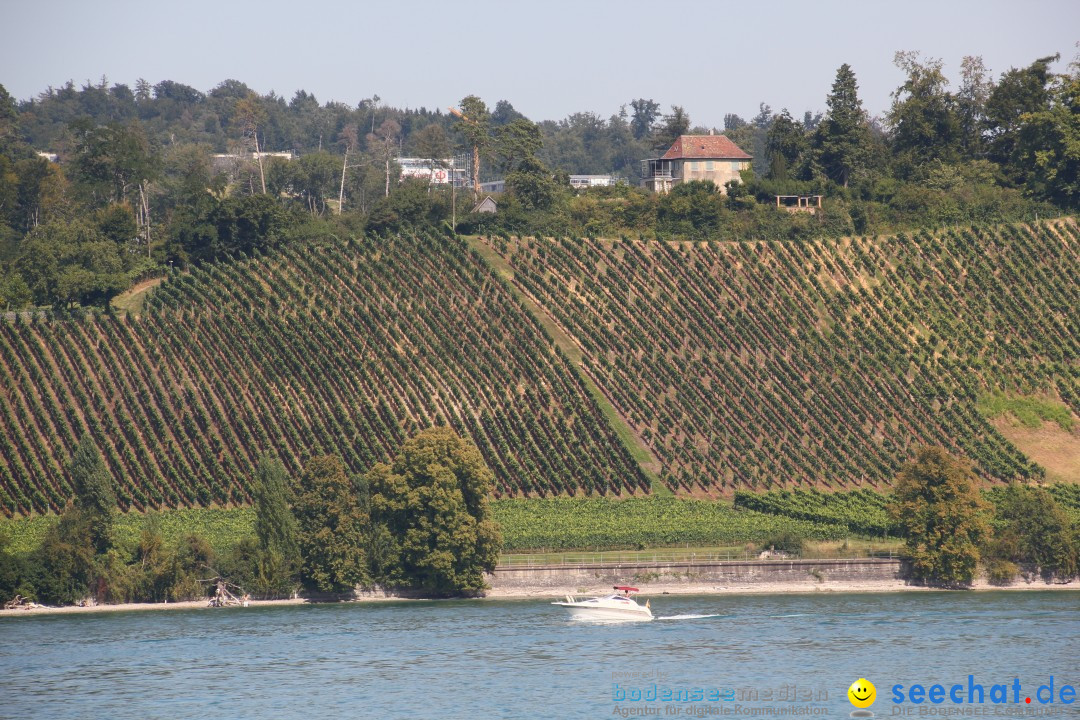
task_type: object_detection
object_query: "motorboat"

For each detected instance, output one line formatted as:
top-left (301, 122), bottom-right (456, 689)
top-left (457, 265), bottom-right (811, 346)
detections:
top-left (551, 586), bottom-right (653, 621)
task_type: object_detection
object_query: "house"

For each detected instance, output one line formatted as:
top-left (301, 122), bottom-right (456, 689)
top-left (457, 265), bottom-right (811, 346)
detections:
top-left (471, 196), bottom-right (497, 214)
top-left (641, 133), bottom-right (751, 194)
top-left (478, 180), bottom-right (506, 194)
top-left (569, 174), bottom-right (620, 189)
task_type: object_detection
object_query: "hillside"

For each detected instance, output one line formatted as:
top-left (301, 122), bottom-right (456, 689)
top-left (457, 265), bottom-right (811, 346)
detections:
top-left (0, 234), bottom-right (645, 514)
top-left (496, 220), bottom-right (1079, 492)
top-left (1, 221), bottom-right (1077, 514)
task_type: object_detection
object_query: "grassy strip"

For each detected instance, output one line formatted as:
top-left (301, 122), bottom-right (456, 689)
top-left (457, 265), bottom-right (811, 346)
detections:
top-left (467, 236), bottom-right (667, 494)
top-left (1, 507), bottom-right (254, 557)
top-left (491, 496), bottom-right (848, 550)
top-left (976, 391), bottom-right (1076, 432)
top-left (499, 539), bottom-right (902, 566)
top-left (3, 497), bottom-right (855, 557)
top-left (5, 487), bottom-right (1075, 558)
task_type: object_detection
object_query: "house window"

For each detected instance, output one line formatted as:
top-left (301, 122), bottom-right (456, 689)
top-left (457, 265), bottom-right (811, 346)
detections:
top-left (706, 160), bottom-right (715, 171)
top-left (731, 161), bottom-right (742, 171)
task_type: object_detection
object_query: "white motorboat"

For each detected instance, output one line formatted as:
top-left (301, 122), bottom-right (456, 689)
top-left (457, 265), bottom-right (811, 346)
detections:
top-left (552, 586), bottom-right (653, 621)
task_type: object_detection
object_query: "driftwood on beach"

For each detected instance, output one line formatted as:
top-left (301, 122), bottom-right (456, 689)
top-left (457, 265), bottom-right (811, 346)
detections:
top-left (203, 578), bottom-right (250, 608)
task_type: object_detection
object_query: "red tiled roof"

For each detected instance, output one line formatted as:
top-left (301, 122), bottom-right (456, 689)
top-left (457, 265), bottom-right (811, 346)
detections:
top-left (660, 135), bottom-right (751, 160)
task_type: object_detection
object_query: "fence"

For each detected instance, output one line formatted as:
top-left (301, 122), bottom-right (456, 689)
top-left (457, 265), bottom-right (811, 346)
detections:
top-left (497, 547), bottom-right (898, 568)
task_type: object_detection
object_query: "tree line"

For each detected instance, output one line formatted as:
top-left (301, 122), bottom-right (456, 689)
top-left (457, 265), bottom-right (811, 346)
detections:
top-left (1, 48), bottom-right (1078, 309)
top-left (0, 427), bottom-right (502, 605)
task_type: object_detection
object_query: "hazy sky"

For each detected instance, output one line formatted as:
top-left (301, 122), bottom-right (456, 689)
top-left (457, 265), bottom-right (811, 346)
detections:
top-left (3, 0), bottom-right (1078, 127)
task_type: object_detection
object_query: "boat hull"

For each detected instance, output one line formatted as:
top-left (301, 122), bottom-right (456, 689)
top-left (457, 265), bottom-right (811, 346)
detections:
top-left (552, 602), bottom-right (653, 621)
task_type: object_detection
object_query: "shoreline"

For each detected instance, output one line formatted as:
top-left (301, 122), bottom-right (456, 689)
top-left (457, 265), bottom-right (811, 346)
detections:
top-left (483, 577), bottom-right (1080, 598)
top-left (2, 578), bottom-right (1076, 618)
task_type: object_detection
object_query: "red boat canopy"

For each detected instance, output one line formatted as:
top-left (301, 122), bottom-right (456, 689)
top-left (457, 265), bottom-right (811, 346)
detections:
top-left (613, 586), bottom-right (640, 592)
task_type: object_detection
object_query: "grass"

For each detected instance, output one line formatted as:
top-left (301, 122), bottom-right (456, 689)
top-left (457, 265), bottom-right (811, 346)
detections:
top-left (498, 538), bottom-right (902, 566)
top-left (2, 497), bottom-right (859, 558)
top-left (976, 391), bottom-right (1076, 432)
top-left (0, 507), bottom-right (254, 557)
top-left (110, 275), bottom-right (165, 315)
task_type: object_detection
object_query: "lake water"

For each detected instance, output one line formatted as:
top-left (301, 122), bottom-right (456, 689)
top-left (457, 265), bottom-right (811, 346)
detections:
top-left (1, 591), bottom-right (1077, 719)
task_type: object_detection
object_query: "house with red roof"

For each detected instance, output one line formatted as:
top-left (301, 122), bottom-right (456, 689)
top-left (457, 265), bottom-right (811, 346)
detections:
top-left (641, 133), bottom-right (752, 194)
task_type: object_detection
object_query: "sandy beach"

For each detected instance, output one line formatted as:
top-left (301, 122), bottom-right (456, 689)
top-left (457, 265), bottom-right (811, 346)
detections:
top-left (2, 577), bottom-right (1076, 618)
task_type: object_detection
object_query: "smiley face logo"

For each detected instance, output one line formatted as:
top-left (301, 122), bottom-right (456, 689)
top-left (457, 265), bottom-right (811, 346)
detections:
top-left (848, 678), bottom-right (876, 708)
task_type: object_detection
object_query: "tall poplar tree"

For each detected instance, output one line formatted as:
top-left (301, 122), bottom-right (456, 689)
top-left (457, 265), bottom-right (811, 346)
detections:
top-left (69, 434), bottom-right (115, 554)
top-left (253, 455), bottom-right (300, 590)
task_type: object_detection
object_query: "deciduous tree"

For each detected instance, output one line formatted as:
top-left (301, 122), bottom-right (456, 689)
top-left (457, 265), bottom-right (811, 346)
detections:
top-left (367, 427), bottom-right (501, 596)
top-left (367, 118), bottom-right (401, 198)
top-left (292, 455), bottom-right (368, 594)
top-left (889, 447), bottom-right (991, 587)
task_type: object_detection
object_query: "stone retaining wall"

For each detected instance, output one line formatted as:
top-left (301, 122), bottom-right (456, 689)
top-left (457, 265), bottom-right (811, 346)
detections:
top-left (488, 558), bottom-right (902, 590)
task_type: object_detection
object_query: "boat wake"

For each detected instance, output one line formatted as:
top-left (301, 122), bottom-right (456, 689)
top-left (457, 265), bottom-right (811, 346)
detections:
top-left (656, 613), bottom-right (723, 621)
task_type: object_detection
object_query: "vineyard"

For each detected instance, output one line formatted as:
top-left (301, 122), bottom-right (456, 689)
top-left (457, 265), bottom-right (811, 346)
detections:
top-left (734, 488), bottom-right (896, 536)
top-left (737, 485), bottom-right (1080, 538)
top-left (0, 233), bottom-right (647, 514)
top-left (493, 496), bottom-right (849, 550)
top-left (496, 220), bottom-right (1080, 492)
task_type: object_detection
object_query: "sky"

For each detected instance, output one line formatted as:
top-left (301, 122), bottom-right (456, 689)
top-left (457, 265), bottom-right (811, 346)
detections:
top-left (2, 0), bottom-right (1078, 127)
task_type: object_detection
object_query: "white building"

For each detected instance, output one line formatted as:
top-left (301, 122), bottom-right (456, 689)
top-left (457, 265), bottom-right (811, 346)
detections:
top-left (397, 157), bottom-right (466, 185)
top-left (569, 174), bottom-right (620, 189)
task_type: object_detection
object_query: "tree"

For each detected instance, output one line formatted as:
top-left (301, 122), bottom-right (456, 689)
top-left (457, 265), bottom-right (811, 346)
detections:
top-left (69, 119), bottom-right (158, 206)
top-left (252, 455), bottom-right (301, 593)
top-left (815, 64), bottom-right (872, 186)
top-left (454, 96), bottom-right (491, 200)
top-left (506, 155), bottom-right (560, 211)
top-left (490, 99), bottom-right (525, 127)
top-left (29, 506), bottom-right (95, 604)
top-left (291, 455), bottom-right (368, 594)
top-left (413, 124), bottom-right (451, 190)
top-left (69, 434), bottom-right (116, 554)
top-left (657, 180), bottom-right (724, 239)
top-left (367, 118), bottom-right (401, 198)
top-left (1013, 66), bottom-right (1080, 206)
top-left (337, 123), bottom-right (359, 213)
top-left (888, 447), bottom-right (991, 587)
top-left (654, 105), bottom-right (691, 152)
top-left (15, 220), bottom-right (127, 308)
top-left (495, 118), bottom-right (543, 172)
top-left (888, 51), bottom-right (962, 171)
top-left (0, 83), bottom-right (19, 156)
top-left (630, 98), bottom-right (661, 140)
top-left (957, 56), bottom-right (992, 158)
top-left (288, 151), bottom-right (340, 216)
top-left (167, 193), bottom-right (291, 264)
top-left (232, 94), bottom-right (268, 194)
top-left (765, 109), bottom-right (808, 181)
top-left (984, 54), bottom-right (1058, 181)
top-left (986, 484), bottom-right (1078, 581)
top-left (366, 427), bottom-right (501, 596)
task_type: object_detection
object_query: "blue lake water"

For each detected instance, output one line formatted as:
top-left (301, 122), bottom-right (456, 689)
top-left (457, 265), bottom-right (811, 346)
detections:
top-left (1, 591), bottom-right (1077, 719)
